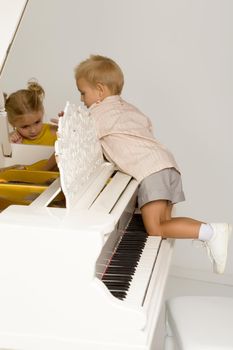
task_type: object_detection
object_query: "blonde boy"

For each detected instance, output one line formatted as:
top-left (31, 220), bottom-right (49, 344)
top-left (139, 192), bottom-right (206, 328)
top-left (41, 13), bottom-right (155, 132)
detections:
top-left (74, 54), bottom-right (232, 274)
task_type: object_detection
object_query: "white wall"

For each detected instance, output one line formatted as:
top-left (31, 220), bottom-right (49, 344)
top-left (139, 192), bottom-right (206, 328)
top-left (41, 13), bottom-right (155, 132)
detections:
top-left (1, 0), bottom-right (232, 281)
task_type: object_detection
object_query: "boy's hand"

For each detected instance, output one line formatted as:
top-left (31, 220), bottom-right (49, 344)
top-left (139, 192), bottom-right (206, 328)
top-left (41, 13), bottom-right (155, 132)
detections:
top-left (50, 111), bottom-right (64, 125)
top-left (10, 131), bottom-right (23, 144)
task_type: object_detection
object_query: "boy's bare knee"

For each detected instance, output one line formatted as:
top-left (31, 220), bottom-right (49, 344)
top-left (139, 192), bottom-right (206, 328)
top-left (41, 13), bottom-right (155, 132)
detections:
top-left (140, 200), bottom-right (168, 236)
top-left (147, 229), bottom-right (163, 237)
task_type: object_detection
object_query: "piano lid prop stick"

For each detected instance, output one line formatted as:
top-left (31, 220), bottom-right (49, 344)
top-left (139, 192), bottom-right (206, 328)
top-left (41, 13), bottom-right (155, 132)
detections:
top-left (0, 89), bottom-right (12, 157)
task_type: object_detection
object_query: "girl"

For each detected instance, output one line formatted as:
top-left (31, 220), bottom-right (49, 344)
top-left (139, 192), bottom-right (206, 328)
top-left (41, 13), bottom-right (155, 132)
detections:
top-left (5, 80), bottom-right (57, 145)
top-left (5, 80), bottom-right (57, 170)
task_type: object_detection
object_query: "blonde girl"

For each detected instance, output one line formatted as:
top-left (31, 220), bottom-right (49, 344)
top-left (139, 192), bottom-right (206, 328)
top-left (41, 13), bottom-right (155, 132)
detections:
top-left (5, 80), bottom-right (57, 145)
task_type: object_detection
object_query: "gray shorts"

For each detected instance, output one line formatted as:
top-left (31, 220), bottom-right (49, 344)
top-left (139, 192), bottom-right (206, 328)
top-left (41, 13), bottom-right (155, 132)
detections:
top-left (137, 168), bottom-right (185, 208)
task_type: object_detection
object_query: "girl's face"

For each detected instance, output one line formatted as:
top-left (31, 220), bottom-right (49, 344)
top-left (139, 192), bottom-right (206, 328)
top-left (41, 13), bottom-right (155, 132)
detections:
top-left (76, 78), bottom-right (100, 108)
top-left (13, 111), bottom-right (44, 140)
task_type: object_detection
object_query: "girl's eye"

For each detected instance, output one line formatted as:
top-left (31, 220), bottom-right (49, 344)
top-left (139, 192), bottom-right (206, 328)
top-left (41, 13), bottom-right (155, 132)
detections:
top-left (20, 120), bottom-right (41, 129)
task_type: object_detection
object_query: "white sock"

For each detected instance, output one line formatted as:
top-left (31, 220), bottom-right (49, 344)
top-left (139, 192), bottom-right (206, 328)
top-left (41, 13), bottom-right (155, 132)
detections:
top-left (198, 223), bottom-right (214, 241)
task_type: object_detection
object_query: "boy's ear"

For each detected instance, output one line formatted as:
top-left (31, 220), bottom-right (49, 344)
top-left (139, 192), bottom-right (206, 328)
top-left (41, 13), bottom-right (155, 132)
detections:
top-left (96, 82), bottom-right (111, 100)
top-left (96, 82), bottom-right (105, 95)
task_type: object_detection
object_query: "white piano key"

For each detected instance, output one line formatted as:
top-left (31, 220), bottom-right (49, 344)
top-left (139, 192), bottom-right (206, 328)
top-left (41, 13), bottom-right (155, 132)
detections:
top-left (124, 236), bottom-right (162, 306)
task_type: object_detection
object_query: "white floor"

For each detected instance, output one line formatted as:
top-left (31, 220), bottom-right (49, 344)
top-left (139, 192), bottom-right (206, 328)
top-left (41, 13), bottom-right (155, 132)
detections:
top-left (154, 272), bottom-right (233, 350)
top-left (166, 273), bottom-right (233, 299)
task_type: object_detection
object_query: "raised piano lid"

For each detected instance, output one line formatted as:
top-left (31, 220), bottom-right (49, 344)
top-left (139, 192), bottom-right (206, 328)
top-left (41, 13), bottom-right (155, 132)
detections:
top-left (0, 0), bottom-right (54, 165)
top-left (0, 0), bottom-right (29, 157)
top-left (0, 0), bottom-right (29, 72)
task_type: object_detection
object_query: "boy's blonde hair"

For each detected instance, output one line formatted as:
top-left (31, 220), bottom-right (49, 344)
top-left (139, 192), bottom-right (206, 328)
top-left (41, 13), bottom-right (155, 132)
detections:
top-left (74, 55), bottom-right (124, 95)
top-left (5, 80), bottom-right (45, 125)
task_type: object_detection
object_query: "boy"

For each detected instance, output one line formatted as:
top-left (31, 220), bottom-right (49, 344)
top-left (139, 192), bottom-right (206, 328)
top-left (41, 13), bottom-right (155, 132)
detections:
top-left (74, 54), bottom-right (231, 274)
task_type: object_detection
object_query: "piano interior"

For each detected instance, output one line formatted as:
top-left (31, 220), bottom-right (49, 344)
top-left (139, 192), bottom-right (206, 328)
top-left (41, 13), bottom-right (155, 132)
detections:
top-left (0, 168), bottom-right (65, 211)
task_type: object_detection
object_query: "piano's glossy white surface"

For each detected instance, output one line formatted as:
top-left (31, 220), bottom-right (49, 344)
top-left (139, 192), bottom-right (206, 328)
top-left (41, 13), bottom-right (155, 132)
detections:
top-left (0, 204), bottom-right (173, 350)
top-left (0, 103), bottom-right (174, 349)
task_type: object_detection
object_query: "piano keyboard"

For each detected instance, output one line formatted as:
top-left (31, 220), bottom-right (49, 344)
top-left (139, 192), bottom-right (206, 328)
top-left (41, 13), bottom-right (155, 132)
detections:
top-left (100, 214), bottom-right (162, 306)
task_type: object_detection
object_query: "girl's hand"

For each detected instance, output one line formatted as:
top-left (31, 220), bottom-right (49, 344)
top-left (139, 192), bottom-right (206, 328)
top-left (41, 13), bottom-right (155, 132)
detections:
top-left (50, 111), bottom-right (64, 125)
top-left (9, 131), bottom-right (23, 144)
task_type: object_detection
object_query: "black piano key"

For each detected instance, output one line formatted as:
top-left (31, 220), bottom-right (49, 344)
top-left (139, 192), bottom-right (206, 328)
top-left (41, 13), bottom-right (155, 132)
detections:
top-left (103, 282), bottom-right (130, 290)
top-left (124, 238), bottom-right (145, 243)
top-left (117, 240), bottom-right (145, 244)
top-left (108, 260), bottom-right (139, 268)
top-left (103, 283), bottom-right (130, 290)
top-left (113, 247), bottom-right (142, 253)
top-left (105, 267), bottom-right (135, 275)
top-left (102, 274), bottom-right (132, 282)
top-left (118, 241), bottom-right (145, 246)
top-left (107, 288), bottom-right (128, 293)
top-left (113, 251), bottom-right (142, 257)
top-left (110, 291), bottom-right (127, 299)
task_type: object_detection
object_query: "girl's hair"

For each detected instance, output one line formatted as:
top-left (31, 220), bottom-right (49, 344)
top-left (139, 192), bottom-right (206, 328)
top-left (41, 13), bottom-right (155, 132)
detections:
top-left (74, 55), bottom-right (124, 95)
top-left (5, 80), bottom-right (45, 125)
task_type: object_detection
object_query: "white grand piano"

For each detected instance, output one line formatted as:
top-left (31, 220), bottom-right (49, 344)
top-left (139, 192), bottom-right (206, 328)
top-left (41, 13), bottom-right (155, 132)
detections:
top-left (0, 101), bottom-right (174, 350)
top-left (0, 5), bottom-right (174, 348)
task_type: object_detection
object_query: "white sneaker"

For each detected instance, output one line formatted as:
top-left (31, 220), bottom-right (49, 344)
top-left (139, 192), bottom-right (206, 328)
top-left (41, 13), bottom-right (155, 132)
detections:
top-left (205, 223), bottom-right (232, 274)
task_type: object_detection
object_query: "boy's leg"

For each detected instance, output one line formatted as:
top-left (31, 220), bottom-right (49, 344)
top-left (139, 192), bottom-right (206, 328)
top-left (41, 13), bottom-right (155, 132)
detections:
top-left (140, 200), bottom-right (168, 236)
top-left (141, 199), bottom-right (232, 274)
top-left (141, 199), bottom-right (202, 238)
